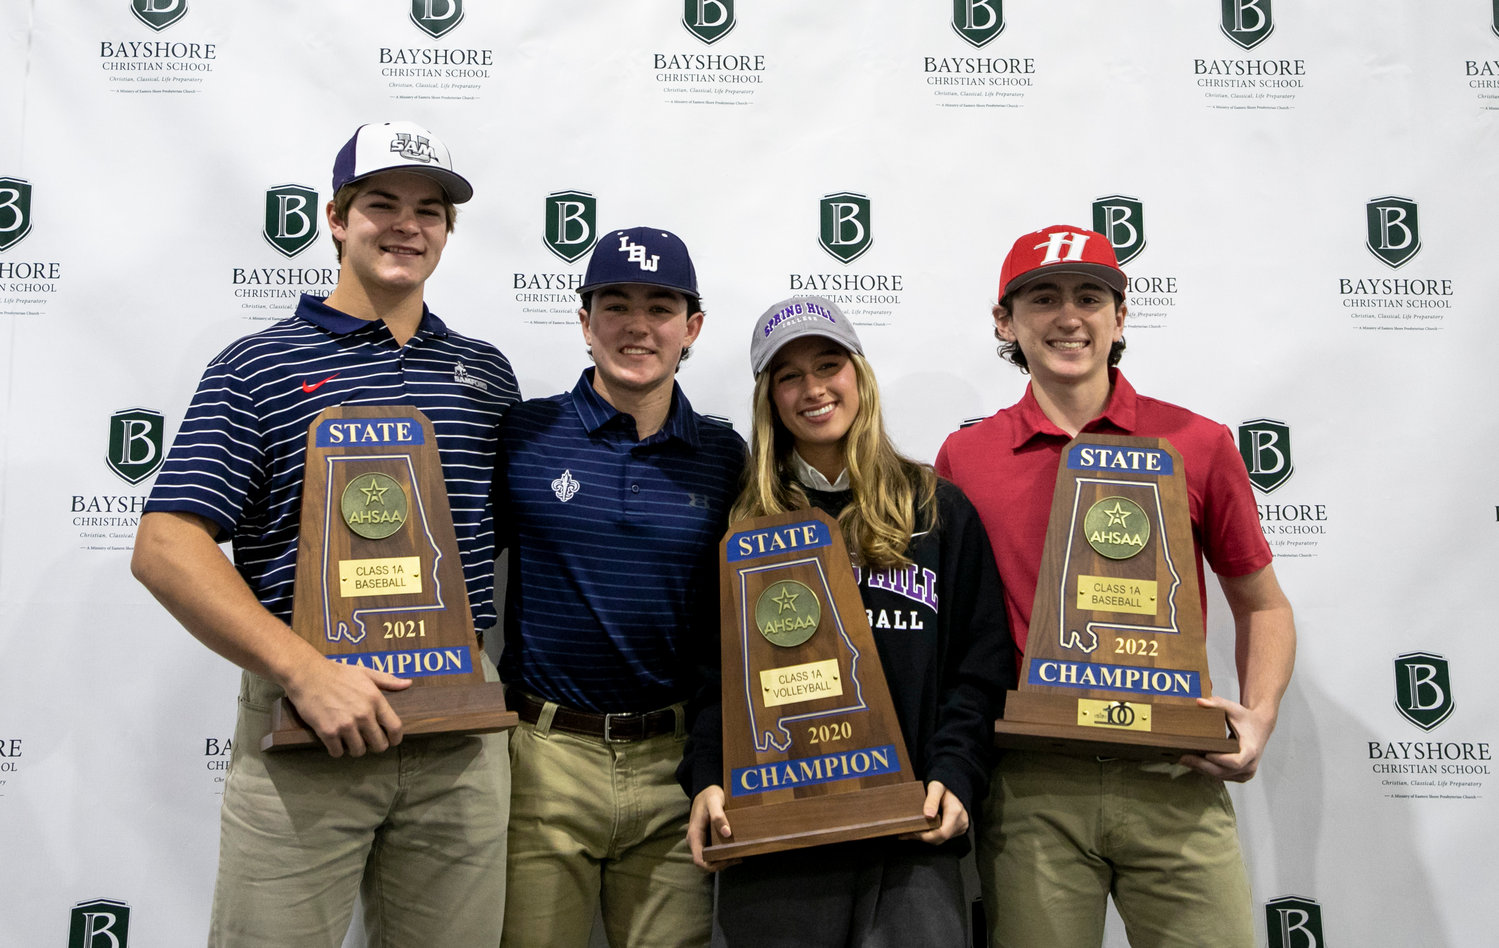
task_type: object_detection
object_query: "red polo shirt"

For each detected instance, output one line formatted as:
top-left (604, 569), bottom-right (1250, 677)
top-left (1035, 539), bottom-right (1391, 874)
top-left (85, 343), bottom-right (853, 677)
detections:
top-left (936, 370), bottom-right (1271, 655)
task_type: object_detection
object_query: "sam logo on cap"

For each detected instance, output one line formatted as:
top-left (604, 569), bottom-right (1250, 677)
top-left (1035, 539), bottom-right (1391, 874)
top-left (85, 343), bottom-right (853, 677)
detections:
top-left (0, 177), bottom-right (32, 252)
top-left (264, 184), bottom-right (320, 258)
top-left (1365, 196), bottom-right (1421, 269)
top-left (1092, 195), bottom-right (1146, 266)
top-left (1220, 0), bottom-right (1273, 51)
top-left (131, 0), bottom-right (187, 32)
top-left (544, 190), bottom-right (598, 263)
top-left (410, 0), bottom-right (464, 39)
top-left (819, 192), bottom-right (873, 264)
top-left (683, 0), bottom-right (735, 44)
top-left (952, 0), bottom-right (1004, 49)
top-left (390, 132), bottom-right (439, 163)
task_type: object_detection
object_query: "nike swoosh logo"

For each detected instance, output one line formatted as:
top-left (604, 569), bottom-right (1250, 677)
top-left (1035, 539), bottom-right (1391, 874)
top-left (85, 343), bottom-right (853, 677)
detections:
top-left (302, 372), bottom-right (340, 393)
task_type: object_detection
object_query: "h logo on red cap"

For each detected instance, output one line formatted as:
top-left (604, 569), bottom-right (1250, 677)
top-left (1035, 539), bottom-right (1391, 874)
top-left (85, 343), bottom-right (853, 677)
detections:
top-left (1034, 231), bottom-right (1092, 265)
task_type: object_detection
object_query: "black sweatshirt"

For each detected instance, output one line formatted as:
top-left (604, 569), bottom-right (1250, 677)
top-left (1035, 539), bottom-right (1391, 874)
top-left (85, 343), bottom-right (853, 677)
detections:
top-left (679, 477), bottom-right (1014, 842)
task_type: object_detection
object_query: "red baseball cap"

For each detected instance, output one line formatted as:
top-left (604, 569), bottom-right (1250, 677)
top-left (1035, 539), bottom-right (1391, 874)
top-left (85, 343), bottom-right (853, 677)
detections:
top-left (999, 225), bottom-right (1127, 301)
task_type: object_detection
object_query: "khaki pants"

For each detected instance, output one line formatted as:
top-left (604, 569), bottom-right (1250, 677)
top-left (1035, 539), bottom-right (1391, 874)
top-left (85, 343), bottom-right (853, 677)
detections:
top-left (210, 662), bottom-right (510, 947)
top-left (979, 752), bottom-right (1255, 948)
top-left (501, 709), bottom-right (710, 948)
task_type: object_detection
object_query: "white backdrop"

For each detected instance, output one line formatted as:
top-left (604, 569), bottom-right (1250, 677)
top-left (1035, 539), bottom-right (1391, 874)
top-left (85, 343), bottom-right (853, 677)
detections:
top-left (3, 2), bottom-right (1498, 945)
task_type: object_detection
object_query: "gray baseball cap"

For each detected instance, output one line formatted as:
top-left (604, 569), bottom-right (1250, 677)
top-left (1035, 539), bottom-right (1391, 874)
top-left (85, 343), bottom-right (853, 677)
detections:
top-left (749, 295), bottom-right (864, 375)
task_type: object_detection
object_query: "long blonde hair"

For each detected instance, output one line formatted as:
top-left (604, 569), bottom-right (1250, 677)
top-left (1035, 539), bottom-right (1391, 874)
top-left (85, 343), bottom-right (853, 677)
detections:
top-left (729, 351), bottom-right (936, 570)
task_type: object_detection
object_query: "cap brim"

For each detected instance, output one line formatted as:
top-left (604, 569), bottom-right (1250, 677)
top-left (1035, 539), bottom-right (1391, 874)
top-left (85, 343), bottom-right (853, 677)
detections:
top-left (345, 166), bottom-right (473, 204)
top-left (1003, 262), bottom-right (1126, 299)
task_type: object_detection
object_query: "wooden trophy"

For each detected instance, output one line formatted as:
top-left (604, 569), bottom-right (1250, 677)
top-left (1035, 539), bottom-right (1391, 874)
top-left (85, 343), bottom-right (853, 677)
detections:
top-left (993, 433), bottom-right (1239, 760)
top-left (705, 508), bottom-right (935, 861)
top-left (261, 405), bottom-right (517, 751)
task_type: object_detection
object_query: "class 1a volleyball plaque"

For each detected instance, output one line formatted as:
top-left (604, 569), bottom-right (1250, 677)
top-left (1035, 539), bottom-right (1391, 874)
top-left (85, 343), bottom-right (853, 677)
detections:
top-left (261, 404), bottom-right (516, 751)
top-left (706, 508), bottom-right (934, 861)
top-left (993, 433), bottom-right (1239, 760)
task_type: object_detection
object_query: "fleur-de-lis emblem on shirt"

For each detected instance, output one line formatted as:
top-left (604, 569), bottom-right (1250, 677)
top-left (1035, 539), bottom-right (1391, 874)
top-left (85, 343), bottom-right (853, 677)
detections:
top-left (552, 469), bottom-right (581, 503)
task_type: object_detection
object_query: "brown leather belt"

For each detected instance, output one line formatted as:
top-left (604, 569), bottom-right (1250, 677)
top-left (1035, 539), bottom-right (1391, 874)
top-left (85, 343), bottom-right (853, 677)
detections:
top-left (510, 690), bottom-right (680, 743)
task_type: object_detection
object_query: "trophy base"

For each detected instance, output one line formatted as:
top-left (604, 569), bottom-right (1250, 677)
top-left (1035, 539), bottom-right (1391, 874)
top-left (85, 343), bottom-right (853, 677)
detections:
top-left (261, 681), bottom-right (519, 752)
top-left (704, 780), bottom-right (935, 862)
top-left (994, 690), bottom-right (1239, 761)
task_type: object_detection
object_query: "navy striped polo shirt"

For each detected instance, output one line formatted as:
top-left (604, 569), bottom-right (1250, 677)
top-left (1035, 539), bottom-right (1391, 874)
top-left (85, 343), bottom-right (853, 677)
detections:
top-left (498, 370), bottom-right (745, 712)
top-left (146, 294), bottom-right (520, 629)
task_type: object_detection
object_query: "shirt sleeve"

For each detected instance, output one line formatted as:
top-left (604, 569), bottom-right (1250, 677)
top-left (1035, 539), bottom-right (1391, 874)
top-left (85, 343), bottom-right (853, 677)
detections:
top-left (922, 480), bottom-right (1014, 817)
top-left (144, 356), bottom-right (265, 541)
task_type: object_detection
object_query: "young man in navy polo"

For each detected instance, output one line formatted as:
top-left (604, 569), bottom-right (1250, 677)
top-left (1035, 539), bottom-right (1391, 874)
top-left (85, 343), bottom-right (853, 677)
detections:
top-left (133, 122), bottom-right (519, 945)
top-left (936, 225), bottom-right (1296, 946)
top-left (497, 227), bottom-right (744, 947)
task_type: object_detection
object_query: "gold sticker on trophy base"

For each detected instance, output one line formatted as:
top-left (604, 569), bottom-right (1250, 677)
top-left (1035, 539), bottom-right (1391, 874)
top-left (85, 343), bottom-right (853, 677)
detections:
top-left (760, 659), bottom-right (843, 708)
top-left (1082, 496), bottom-right (1150, 560)
top-left (341, 472), bottom-right (409, 540)
top-left (1077, 699), bottom-right (1153, 732)
top-left (339, 556), bottom-right (423, 597)
top-left (1076, 575), bottom-right (1159, 616)
top-left (755, 580), bottom-right (821, 648)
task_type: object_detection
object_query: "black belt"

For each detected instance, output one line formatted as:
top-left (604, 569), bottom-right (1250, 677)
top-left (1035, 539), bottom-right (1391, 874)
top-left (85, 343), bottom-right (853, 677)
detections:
top-left (511, 690), bottom-right (680, 743)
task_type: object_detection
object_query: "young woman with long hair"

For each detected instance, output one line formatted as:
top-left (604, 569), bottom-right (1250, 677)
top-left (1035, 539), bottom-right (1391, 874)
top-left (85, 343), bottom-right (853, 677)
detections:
top-left (680, 295), bottom-right (1013, 946)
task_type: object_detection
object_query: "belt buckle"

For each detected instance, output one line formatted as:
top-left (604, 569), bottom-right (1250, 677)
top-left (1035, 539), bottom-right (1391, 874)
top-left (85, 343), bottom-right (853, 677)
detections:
top-left (602, 712), bottom-right (638, 743)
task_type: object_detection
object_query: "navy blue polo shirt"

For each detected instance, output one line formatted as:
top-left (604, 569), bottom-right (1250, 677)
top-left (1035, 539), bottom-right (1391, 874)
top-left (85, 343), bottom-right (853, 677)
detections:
top-left (498, 370), bottom-right (745, 712)
top-left (146, 294), bottom-right (520, 628)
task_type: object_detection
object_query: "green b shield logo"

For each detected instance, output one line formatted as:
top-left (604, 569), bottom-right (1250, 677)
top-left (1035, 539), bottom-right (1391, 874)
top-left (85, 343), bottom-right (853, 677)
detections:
top-left (1220, 0), bottom-right (1273, 50)
top-left (683, 0), bottom-right (735, 44)
top-left (131, 0), bottom-right (187, 32)
top-left (107, 408), bottom-right (166, 485)
top-left (1265, 896), bottom-right (1324, 948)
top-left (1366, 196), bottom-right (1421, 269)
top-left (410, 0), bottom-right (464, 38)
top-left (1092, 195), bottom-right (1146, 266)
top-left (263, 184), bottom-right (320, 259)
top-left (951, 0), bottom-right (1004, 49)
top-left (544, 190), bottom-right (598, 263)
top-left (1395, 651), bottom-right (1454, 731)
top-left (69, 899), bottom-right (131, 948)
top-left (1237, 418), bottom-right (1293, 494)
top-left (819, 192), bottom-right (872, 264)
top-left (0, 177), bottom-right (32, 252)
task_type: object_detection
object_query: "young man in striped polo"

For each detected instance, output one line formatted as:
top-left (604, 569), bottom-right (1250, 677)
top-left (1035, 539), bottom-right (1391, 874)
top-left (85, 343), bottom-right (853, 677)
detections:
top-left (132, 122), bottom-right (519, 945)
top-left (496, 227), bottom-right (745, 947)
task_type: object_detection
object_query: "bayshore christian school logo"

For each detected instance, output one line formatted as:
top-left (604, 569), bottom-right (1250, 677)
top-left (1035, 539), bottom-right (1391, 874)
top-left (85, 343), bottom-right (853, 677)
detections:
top-left (263, 185), bottom-right (319, 258)
top-left (952, 0), bottom-right (1004, 48)
top-left (683, 0), bottom-right (735, 44)
top-left (108, 408), bottom-right (166, 485)
top-left (1395, 651), bottom-right (1455, 731)
top-left (1237, 418), bottom-right (1293, 493)
top-left (1221, 0), bottom-right (1273, 50)
top-left (68, 898), bottom-right (131, 947)
top-left (1092, 195), bottom-right (1146, 266)
top-left (410, 0), bottom-right (464, 38)
top-left (543, 190), bottom-right (598, 263)
top-left (819, 193), bottom-right (872, 264)
top-left (131, 0), bottom-right (186, 32)
top-left (0, 176), bottom-right (32, 251)
top-left (1365, 196), bottom-right (1421, 268)
top-left (1265, 896), bottom-right (1325, 948)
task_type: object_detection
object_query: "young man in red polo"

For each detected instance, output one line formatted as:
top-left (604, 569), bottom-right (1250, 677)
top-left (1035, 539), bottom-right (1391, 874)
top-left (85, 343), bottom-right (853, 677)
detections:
top-left (936, 224), bottom-right (1296, 947)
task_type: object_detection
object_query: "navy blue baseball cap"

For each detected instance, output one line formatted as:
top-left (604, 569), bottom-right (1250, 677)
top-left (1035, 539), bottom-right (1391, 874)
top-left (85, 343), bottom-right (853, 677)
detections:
top-left (331, 121), bottom-right (473, 204)
top-left (578, 226), bottom-right (699, 299)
